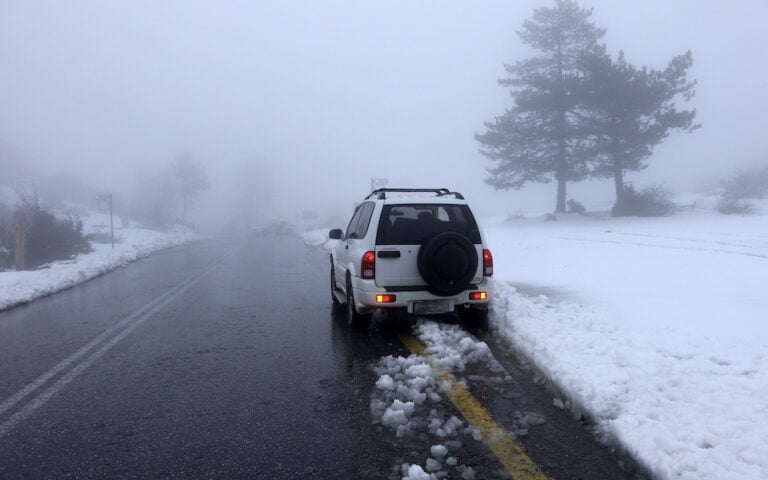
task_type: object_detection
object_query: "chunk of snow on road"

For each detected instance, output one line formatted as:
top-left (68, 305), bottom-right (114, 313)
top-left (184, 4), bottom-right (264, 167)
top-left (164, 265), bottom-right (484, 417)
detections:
top-left (382, 400), bottom-right (415, 429)
top-left (401, 464), bottom-right (432, 480)
top-left (425, 458), bottom-right (442, 472)
top-left (430, 444), bottom-right (448, 458)
top-left (415, 321), bottom-right (505, 375)
top-left (376, 374), bottom-right (395, 391)
top-left (372, 323), bottom-right (511, 479)
top-left (458, 465), bottom-right (477, 480)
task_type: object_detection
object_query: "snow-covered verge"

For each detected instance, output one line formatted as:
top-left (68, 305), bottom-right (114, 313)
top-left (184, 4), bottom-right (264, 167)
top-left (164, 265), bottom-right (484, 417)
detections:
top-left (300, 228), bottom-right (338, 251)
top-left (0, 210), bottom-right (201, 311)
top-left (485, 202), bottom-right (768, 480)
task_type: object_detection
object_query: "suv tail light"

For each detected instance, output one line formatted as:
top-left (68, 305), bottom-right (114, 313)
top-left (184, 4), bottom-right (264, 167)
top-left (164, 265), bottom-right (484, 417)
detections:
top-left (376, 294), bottom-right (396, 303)
top-left (469, 291), bottom-right (488, 301)
top-left (361, 251), bottom-right (375, 279)
top-left (483, 249), bottom-right (493, 276)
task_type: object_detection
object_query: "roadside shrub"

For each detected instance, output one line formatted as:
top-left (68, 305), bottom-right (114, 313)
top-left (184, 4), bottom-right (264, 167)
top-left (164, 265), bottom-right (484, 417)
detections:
top-left (86, 231), bottom-right (122, 244)
top-left (714, 164), bottom-right (767, 215)
top-left (715, 196), bottom-right (756, 215)
top-left (612, 185), bottom-right (676, 217)
top-left (566, 199), bottom-right (587, 215)
top-left (720, 164), bottom-right (768, 200)
top-left (24, 208), bottom-right (92, 268)
top-left (505, 212), bottom-right (526, 222)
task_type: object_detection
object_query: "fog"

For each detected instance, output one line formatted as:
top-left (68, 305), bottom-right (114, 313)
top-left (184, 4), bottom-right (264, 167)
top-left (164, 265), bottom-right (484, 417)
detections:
top-left (2, 1), bottom-right (767, 231)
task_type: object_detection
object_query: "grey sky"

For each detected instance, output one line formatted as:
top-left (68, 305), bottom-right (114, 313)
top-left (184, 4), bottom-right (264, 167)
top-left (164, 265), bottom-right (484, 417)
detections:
top-left (2, 1), bottom-right (767, 223)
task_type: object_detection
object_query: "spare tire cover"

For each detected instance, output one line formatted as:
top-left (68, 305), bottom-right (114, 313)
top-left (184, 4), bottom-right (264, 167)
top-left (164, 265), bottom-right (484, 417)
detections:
top-left (417, 232), bottom-right (478, 296)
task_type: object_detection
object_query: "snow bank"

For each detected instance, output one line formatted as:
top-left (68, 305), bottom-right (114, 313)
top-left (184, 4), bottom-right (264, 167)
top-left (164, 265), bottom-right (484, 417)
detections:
top-left (0, 211), bottom-right (200, 311)
top-left (300, 228), bottom-right (338, 251)
top-left (486, 207), bottom-right (768, 480)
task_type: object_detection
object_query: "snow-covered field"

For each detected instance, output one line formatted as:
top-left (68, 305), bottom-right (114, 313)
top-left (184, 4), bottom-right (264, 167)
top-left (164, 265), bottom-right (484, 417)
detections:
top-left (485, 205), bottom-right (768, 480)
top-left (303, 200), bottom-right (768, 480)
top-left (0, 211), bottom-right (200, 311)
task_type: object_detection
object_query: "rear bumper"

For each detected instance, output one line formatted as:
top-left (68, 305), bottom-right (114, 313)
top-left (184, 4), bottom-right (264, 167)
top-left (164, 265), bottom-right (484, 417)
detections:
top-left (352, 277), bottom-right (493, 314)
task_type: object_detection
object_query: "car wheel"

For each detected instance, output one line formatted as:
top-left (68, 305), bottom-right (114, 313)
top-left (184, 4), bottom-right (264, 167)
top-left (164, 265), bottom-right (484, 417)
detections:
top-left (330, 266), bottom-right (340, 305)
top-left (346, 279), bottom-right (371, 329)
top-left (418, 232), bottom-right (478, 296)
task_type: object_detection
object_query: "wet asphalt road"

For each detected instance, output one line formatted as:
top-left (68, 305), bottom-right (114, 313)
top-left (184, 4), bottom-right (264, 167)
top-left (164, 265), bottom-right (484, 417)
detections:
top-left (0, 235), bottom-right (646, 479)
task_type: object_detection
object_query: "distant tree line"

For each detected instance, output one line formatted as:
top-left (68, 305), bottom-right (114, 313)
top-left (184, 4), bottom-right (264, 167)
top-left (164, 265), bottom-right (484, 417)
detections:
top-left (476, 0), bottom-right (699, 215)
top-left (715, 163), bottom-right (768, 214)
top-left (130, 153), bottom-right (210, 229)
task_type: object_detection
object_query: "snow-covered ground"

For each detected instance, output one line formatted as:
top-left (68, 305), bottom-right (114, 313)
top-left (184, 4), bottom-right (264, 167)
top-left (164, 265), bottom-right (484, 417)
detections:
top-left (485, 204), bottom-right (768, 480)
top-left (0, 210), bottom-right (200, 311)
top-left (302, 199), bottom-right (768, 480)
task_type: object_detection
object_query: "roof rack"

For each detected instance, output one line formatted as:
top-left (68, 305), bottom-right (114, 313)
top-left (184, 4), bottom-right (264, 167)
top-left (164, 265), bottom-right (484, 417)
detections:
top-left (365, 188), bottom-right (465, 200)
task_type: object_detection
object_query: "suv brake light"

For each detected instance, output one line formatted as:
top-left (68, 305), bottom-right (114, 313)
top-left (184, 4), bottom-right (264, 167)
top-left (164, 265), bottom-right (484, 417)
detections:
top-left (362, 251), bottom-right (375, 279)
top-left (483, 249), bottom-right (493, 276)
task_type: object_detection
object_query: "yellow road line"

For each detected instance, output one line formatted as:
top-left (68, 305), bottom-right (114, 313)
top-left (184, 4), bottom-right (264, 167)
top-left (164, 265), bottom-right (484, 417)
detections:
top-left (399, 333), bottom-right (552, 480)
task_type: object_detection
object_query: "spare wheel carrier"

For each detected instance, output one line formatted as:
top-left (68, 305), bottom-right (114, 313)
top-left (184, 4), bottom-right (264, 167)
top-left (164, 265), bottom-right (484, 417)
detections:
top-left (417, 231), bottom-right (478, 296)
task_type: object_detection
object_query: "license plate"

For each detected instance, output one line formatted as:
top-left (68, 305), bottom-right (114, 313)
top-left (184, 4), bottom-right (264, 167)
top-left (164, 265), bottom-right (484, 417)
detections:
top-left (412, 300), bottom-right (451, 315)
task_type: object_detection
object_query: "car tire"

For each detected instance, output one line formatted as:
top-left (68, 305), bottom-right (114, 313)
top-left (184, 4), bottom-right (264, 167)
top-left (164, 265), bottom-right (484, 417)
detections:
top-left (418, 232), bottom-right (478, 296)
top-left (346, 278), bottom-right (371, 329)
top-left (330, 266), bottom-right (340, 305)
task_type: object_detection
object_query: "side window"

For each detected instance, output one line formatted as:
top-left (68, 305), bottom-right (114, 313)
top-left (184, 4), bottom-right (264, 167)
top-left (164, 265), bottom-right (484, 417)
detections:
top-left (344, 206), bottom-right (363, 240)
top-left (354, 203), bottom-right (375, 239)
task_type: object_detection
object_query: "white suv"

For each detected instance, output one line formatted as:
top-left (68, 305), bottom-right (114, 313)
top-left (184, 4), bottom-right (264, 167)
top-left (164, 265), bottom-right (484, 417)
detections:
top-left (329, 188), bottom-right (493, 327)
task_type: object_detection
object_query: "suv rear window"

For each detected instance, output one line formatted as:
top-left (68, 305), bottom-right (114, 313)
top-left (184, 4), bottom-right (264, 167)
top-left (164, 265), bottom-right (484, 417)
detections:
top-left (376, 204), bottom-right (482, 245)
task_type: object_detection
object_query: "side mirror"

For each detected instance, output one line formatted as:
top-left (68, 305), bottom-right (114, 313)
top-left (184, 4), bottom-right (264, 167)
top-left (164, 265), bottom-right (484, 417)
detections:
top-left (329, 228), bottom-right (343, 240)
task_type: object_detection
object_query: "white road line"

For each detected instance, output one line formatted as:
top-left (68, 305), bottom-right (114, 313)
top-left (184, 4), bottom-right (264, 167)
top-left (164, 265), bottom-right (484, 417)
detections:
top-left (0, 284), bottom-right (178, 417)
top-left (0, 258), bottom-right (223, 438)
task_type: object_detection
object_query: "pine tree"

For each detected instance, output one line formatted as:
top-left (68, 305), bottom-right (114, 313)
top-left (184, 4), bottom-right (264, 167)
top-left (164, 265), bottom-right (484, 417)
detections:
top-left (476, 0), bottom-right (605, 213)
top-left (170, 153), bottom-right (211, 224)
top-left (577, 50), bottom-right (699, 214)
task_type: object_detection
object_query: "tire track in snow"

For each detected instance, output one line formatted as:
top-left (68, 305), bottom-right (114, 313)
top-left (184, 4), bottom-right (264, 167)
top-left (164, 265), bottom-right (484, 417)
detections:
top-left (551, 235), bottom-right (768, 260)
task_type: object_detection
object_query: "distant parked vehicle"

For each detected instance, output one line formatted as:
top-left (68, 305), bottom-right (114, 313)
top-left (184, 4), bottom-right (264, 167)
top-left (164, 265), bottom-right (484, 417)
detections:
top-left (255, 220), bottom-right (294, 236)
